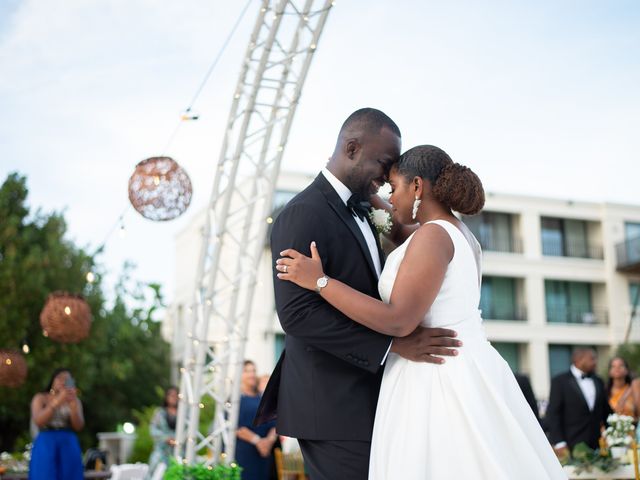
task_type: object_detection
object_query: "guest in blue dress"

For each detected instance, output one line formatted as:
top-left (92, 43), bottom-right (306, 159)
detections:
top-left (235, 360), bottom-right (277, 480)
top-left (29, 368), bottom-right (84, 480)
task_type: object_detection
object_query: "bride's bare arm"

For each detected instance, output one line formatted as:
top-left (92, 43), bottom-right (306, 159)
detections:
top-left (277, 224), bottom-right (453, 337)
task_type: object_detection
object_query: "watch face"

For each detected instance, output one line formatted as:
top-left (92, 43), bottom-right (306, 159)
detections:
top-left (317, 276), bottom-right (328, 288)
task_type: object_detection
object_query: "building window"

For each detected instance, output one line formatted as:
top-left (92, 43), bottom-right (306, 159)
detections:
top-left (548, 344), bottom-right (573, 379)
top-left (624, 222), bottom-right (640, 264)
top-left (631, 282), bottom-right (640, 309)
top-left (544, 280), bottom-right (604, 324)
top-left (480, 277), bottom-right (524, 320)
top-left (275, 333), bottom-right (285, 363)
top-left (273, 190), bottom-right (297, 211)
top-left (541, 217), bottom-right (601, 259)
top-left (492, 342), bottom-right (520, 371)
top-left (464, 212), bottom-right (520, 253)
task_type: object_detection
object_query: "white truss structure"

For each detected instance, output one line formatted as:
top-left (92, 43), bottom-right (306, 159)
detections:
top-left (174, 0), bottom-right (334, 466)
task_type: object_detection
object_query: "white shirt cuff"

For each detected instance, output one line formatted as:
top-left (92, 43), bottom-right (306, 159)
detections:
top-left (554, 441), bottom-right (567, 449)
top-left (380, 340), bottom-right (393, 365)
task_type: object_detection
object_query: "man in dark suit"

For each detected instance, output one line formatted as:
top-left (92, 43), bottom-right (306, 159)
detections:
top-left (255, 108), bottom-right (461, 480)
top-left (546, 347), bottom-right (611, 456)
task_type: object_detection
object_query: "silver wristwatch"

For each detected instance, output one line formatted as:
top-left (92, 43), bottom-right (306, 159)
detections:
top-left (315, 275), bottom-right (329, 293)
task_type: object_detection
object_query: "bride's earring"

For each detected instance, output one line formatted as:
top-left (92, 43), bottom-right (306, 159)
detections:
top-left (412, 197), bottom-right (422, 220)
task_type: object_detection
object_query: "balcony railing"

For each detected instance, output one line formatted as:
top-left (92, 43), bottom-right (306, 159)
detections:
top-left (545, 306), bottom-right (608, 325)
top-left (616, 236), bottom-right (640, 273)
top-left (542, 239), bottom-right (603, 260)
top-left (478, 235), bottom-right (523, 254)
top-left (481, 304), bottom-right (527, 321)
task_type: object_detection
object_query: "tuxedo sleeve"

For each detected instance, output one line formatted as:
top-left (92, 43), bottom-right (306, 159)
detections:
top-left (271, 203), bottom-right (392, 373)
top-left (546, 375), bottom-right (566, 445)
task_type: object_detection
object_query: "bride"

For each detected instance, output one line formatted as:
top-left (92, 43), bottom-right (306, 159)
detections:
top-left (275, 145), bottom-right (566, 479)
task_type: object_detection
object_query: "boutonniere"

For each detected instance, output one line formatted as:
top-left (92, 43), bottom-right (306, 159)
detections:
top-left (369, 208), bottom-right (392, 235)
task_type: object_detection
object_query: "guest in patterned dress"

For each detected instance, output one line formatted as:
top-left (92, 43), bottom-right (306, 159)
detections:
top-left (147, 386), bottom-right (178, 475)
top-left (607, 356), bottom-right (640, 420)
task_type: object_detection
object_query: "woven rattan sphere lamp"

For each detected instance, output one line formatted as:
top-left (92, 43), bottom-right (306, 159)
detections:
top-left (40, 292), bottom-right (92, 343)
top-left (128, 156), bottom-right (193, 221)
top-left (0, 349), bottom-right (28, 387)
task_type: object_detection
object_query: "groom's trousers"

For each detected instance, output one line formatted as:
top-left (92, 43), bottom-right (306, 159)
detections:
top-left (298, 439), bottom-right (371, 480)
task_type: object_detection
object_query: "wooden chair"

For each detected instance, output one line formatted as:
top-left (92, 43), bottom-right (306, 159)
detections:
top-left (274, 447), bottom-right (306, 480)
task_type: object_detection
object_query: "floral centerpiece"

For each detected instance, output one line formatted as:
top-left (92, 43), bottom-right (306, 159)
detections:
top-left (604, 414), bottom-right (635, 447)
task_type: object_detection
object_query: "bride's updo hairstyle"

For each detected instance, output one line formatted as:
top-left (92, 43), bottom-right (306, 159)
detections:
top-left (395, 145), bottom-right (485, 215)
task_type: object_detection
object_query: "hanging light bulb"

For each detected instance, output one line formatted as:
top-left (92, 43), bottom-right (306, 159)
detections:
top-left (86, 272), bottom-right (95, 283)
top-left (64, 306), bottom-right (71, 315)
top-left (22, 343), bottom-right (30, 354)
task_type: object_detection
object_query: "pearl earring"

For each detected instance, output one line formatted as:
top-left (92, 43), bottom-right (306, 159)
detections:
top-left (412, 198), bottom-right (422, 220)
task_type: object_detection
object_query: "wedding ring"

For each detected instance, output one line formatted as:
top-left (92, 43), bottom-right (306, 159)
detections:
top-left (284, 265), bottom-right (288, 273)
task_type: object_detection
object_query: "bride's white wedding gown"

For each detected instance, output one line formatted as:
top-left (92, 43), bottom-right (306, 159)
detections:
top-left (369, 220), bottom-right (566, 479)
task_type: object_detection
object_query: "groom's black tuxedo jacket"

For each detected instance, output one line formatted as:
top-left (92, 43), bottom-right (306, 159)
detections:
top-left (545, 371), bottom-right (611, 450)
top-left (255, 173), bottom-right (392, 441)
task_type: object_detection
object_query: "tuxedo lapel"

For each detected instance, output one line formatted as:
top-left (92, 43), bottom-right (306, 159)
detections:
top-left (313, 174), bottom-right (379, 279)
top-left (568, 374), bottom-right (591, 412)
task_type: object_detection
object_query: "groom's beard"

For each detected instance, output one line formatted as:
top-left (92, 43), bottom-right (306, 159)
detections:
top-left (345, 171), bottom-right (381, 199)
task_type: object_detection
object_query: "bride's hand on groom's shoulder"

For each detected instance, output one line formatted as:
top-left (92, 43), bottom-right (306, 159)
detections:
top-left (391, 326), bottom-right (462, 364)
top-left (276, 241), bottom-right (324, 291)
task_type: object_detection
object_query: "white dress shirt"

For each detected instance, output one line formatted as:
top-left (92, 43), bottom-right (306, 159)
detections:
top-left (570, 364), bottom-right (596, 411)
top-left (321, 168), bottom-right (391, 364)
top-left (321, 168), bottom-right (382, 277)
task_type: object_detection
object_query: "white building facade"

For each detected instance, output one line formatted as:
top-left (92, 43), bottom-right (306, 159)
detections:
top-left (164, 171), bottom-right (640, 402)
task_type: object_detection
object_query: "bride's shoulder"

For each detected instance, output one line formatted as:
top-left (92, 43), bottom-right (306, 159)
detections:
top-left (404, 222), bottom-right (454, 259)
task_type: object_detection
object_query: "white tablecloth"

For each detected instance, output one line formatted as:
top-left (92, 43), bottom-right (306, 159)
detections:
top-left (564, 464), bottom-right (637, 479)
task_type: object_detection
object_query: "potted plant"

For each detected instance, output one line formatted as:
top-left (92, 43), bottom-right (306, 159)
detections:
top-left (604, 414), bottom-right (635, 459)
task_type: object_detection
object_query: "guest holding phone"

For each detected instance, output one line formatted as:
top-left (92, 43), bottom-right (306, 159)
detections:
top-left (29, 368), bottom-right (84, 480)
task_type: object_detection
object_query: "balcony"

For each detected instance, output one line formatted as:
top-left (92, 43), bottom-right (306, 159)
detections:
top-left (542, 239), bottom-right (603, 260)
top-left (616, 236), bottom-right (640, 273)
top-left (481, 303), bottom-right (527, 321)
top-left (478, 234), bottom-right (524, 254)
top-left (545, 306), bottom-right (608, 325)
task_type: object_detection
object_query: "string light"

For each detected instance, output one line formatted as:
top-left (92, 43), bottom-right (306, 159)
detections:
top-left (22, 343), bottom-right (30, 354)
top-left (64, 306), bottom-right (71, 315)
top-left (86, 272), bottom-right (95, 283)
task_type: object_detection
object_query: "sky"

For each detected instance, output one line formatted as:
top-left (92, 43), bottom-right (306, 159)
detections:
top-left (1, 0), bottom-right (639, 304)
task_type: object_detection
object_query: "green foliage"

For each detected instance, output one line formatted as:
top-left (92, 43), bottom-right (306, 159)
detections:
top-left (566, 442), bottom-right (622, 474)
top-left (0, 172), bottom-right (171, 452)
top-left (129, 404), bottom-right (158, 463)
top-left (164, 458), bottom-right (242, 480)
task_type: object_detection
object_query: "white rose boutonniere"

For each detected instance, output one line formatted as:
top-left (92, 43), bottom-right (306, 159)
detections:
top-left (369, 208), bottom-right (393, 235)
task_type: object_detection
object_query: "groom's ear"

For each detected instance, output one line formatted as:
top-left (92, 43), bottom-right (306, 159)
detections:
top-left (345, 138), bottom-right (361, 160)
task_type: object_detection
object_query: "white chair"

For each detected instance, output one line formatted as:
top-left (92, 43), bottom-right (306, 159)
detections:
top-left (110, 463), bottom-right (150, 480)
top-left (150, 462), bottom-right (167, 480)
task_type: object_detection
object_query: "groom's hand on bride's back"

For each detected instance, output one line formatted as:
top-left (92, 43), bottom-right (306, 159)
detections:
top-left (390, 326), bottom-right (461, 364)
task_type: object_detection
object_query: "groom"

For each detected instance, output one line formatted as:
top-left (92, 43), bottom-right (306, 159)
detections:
top-left (256, 108), bottom-right (461, 479)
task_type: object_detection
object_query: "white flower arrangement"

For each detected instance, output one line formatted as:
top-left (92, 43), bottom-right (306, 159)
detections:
top-left (369, 208), bottom-right (393, 235)
top-left (604, 413), bottom-right (635, 447)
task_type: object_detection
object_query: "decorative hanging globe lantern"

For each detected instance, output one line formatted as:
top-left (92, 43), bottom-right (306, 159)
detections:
top-left (128, 156), bottom-right (193, 221)
top-left (39, 292), bottom-right (92, 343)
top-left (0, 349), bottom-right (28, 387)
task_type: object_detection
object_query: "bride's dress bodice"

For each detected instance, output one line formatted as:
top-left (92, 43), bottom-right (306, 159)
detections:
top-left (378, 219), bottom-right (485, 338)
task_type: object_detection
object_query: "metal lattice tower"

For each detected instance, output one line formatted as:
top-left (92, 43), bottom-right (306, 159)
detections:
top-left (174, 0), bottom-right (334, 466)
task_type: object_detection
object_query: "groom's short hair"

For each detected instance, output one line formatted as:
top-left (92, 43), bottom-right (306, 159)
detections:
top-left (339, 108), bottom-right (401, 139)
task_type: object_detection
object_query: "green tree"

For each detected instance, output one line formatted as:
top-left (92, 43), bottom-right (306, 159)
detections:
top-left (0, 172), bottom-right (171, 453)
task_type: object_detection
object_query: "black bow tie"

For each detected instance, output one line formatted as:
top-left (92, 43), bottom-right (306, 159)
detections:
top-left (347, 195), bottom-right (371, 222)
top-left (581, 372), bottom-right (594, 379)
